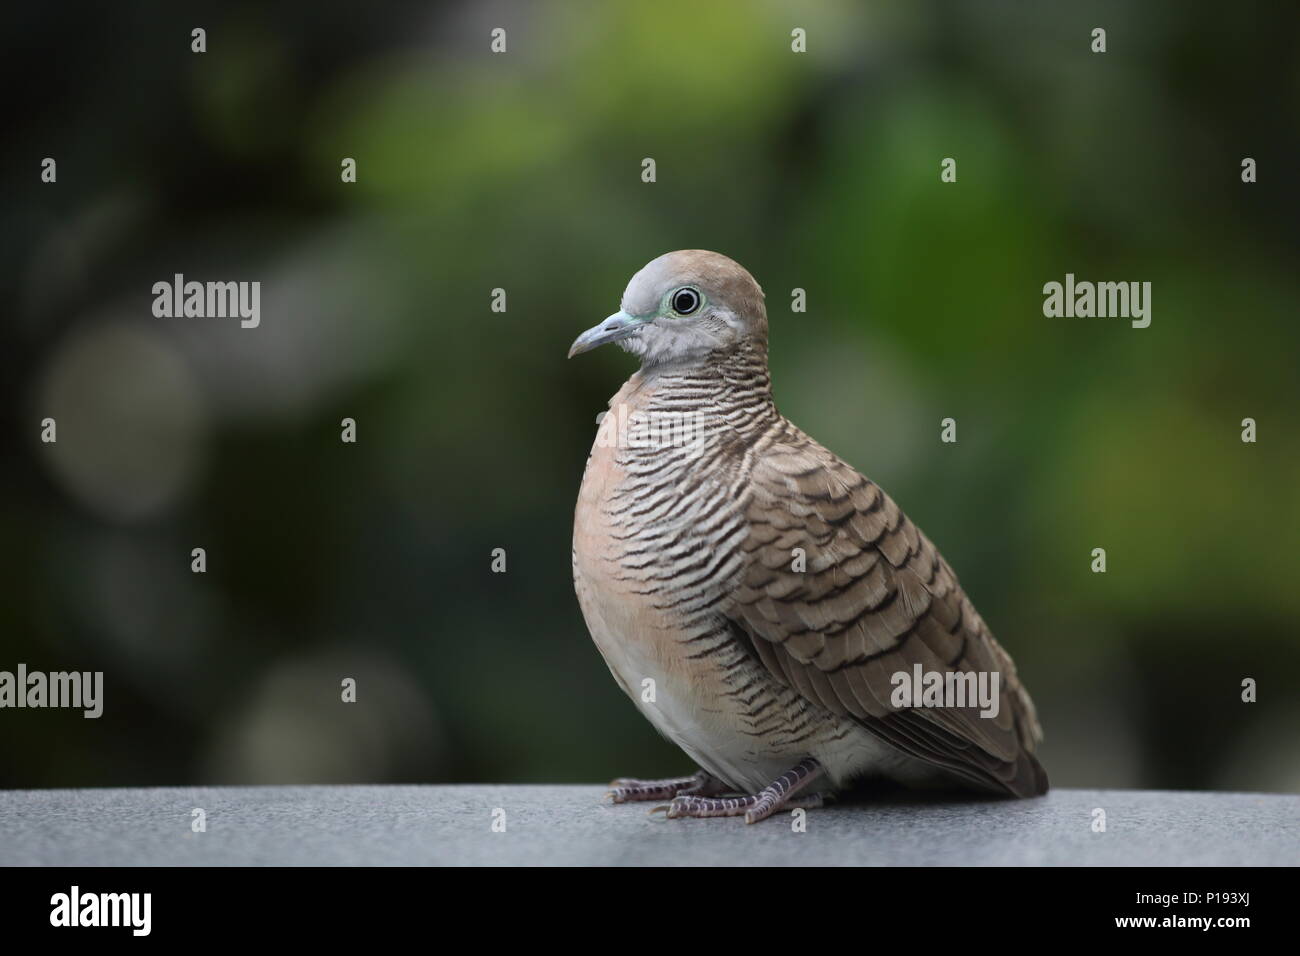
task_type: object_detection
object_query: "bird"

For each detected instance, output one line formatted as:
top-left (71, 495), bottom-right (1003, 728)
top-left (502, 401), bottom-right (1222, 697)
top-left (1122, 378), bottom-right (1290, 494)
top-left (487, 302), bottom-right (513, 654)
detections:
top-left (569, 250), bottom-right (1047, 823)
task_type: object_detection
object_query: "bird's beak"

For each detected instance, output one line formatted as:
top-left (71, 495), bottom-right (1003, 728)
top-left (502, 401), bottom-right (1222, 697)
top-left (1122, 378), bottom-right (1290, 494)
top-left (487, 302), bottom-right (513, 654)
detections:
top-left (568, 311), bottom-right (642, 358)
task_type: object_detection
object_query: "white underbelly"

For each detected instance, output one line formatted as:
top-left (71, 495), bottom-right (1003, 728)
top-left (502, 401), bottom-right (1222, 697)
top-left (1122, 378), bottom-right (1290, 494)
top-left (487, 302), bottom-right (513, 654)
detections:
top-left (588, 615), bottom-right (787, 790)
top-left (577, 570), bottom-right (918, 793)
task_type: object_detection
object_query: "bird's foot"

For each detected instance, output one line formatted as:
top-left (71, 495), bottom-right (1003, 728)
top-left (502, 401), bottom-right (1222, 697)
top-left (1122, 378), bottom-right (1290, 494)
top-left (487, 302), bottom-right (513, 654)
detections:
top-left (606, 769), bottom-right (727, 804)
top-left (653, 757), bottom-right (827, 824)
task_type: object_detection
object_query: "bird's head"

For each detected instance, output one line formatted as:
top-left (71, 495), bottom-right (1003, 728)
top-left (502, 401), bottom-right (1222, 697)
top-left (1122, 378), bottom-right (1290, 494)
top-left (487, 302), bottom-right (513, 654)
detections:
top-left (568, 250), bottom-right (767, 367)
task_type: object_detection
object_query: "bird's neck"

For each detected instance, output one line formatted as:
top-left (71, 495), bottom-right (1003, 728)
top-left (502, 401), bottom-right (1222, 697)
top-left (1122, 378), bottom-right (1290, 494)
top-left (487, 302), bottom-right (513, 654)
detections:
top-left (620, 341), bottom-right (779, 442)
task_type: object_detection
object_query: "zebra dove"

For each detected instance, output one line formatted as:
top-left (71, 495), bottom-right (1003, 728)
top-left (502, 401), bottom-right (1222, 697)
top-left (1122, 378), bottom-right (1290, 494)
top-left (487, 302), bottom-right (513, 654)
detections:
top-left (570, 250), bottom-right (1047, 823)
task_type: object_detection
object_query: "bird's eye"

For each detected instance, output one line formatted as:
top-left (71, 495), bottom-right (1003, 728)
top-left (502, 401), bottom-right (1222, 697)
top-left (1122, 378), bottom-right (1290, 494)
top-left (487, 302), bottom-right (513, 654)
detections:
top-left (670, 288), bottom-right (701, 316)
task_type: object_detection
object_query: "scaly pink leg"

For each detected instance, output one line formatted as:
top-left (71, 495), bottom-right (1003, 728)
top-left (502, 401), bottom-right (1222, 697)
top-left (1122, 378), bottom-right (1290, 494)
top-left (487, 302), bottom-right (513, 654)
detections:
top-left (655, 758), bottom-right (827, 824)
top-left (606, 769), bottom-right (728, 804)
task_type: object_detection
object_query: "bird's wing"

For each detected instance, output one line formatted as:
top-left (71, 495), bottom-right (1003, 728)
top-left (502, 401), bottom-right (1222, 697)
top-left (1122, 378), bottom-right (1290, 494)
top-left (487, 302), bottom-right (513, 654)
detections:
top-left (728, 429), bottom-right (1048, 797)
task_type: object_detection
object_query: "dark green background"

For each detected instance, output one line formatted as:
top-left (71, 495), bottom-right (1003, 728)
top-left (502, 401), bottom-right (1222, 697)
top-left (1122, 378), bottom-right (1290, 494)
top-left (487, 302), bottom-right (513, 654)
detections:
top-left (2, 0), bottom-right (1297, 793)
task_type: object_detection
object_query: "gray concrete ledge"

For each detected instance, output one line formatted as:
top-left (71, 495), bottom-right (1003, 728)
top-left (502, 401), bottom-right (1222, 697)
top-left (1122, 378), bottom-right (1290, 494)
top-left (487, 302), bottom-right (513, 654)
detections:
top-left (0, 786), bottom-right (1295, 866)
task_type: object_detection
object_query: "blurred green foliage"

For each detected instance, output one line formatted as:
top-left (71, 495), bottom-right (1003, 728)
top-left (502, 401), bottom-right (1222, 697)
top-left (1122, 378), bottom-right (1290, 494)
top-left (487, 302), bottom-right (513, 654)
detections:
top-left (2, 0), bottom-right (1297, 793)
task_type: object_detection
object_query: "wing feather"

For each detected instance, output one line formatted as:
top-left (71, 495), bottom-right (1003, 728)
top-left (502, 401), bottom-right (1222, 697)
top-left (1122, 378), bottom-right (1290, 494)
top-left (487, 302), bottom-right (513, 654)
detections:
top-left (730, 431), bottom-right (1048, 797)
